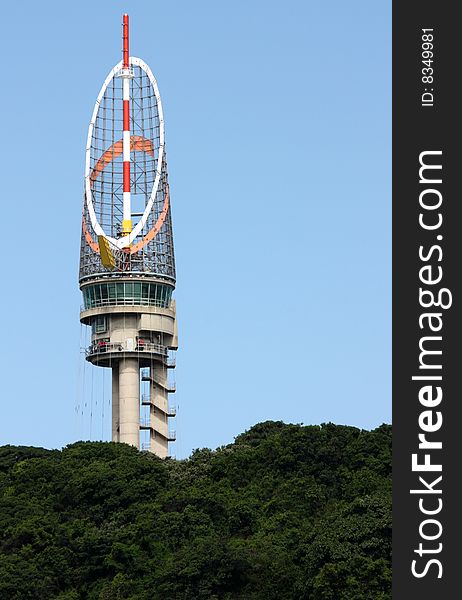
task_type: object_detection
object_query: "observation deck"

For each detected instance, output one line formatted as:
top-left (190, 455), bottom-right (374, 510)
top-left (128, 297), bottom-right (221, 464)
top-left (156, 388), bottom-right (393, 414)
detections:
top-left (85, 340), bottom-right (170, 367)
top-left (79, 278), bottom-right (176, 324)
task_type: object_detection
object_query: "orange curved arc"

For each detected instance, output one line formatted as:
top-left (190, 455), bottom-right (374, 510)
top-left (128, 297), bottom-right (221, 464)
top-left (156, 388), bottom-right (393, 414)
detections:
top-left (130, 186), bottom-right (169, 254)
top-left (82, 211), bottom-right (99, 252)
top-left (83, 135), bottom-right (168, 256)
top-left (90, 136), bottom-right (155, 186)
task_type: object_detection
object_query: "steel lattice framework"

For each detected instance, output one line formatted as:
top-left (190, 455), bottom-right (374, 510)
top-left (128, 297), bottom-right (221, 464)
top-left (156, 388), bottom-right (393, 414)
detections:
top-left (79, 56), bottom-right (175, 284)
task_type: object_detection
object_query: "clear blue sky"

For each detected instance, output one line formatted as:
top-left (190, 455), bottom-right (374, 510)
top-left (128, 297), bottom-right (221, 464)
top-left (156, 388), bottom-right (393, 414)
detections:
top-left (0, 0), bottom-right (390, 458)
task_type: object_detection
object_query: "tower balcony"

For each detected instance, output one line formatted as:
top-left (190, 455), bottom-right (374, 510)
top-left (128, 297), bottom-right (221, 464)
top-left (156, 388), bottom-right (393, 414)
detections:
top-left (139, 422), bottom-right (176, 441)
top-left (141, 369), bottom-right (176, 392)
top-left (141, 443), bottom-right (176, 456)
top-left (141, 395), bottom-right (176, 416)
top-left (85, 339), bottom-right (168, 366)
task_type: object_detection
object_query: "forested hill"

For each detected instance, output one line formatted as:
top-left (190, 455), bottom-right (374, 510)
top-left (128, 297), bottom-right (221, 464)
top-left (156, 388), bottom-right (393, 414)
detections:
top-left (0, 422), bottom-right (391, 600)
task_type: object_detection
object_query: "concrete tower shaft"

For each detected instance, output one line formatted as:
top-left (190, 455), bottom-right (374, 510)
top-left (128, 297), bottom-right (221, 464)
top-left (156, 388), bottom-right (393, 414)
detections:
top-left (80, 296), bottom-right (178, 457)
top-left (79, 15), bottom-right (178, 458)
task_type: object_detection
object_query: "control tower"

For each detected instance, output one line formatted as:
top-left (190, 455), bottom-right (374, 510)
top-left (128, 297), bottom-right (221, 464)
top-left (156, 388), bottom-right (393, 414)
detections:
top-left (79, 15), bottom-right (178, 458)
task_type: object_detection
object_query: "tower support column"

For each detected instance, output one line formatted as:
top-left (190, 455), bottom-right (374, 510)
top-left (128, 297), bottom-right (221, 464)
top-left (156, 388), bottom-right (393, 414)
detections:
top-left (118, 358), bottom-right (140, 447)
top-left (112, 366), bottom-right (120, 442)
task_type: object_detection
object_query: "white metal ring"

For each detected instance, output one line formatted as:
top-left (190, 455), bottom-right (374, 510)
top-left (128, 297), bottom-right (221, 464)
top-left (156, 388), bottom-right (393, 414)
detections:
top-left (84, 57), bottom-right (165, 249)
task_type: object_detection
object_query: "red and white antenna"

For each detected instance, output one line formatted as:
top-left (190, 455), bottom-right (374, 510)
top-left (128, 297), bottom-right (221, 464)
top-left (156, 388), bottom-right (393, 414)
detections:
top-left (121, 13), bottom-right (132, 236)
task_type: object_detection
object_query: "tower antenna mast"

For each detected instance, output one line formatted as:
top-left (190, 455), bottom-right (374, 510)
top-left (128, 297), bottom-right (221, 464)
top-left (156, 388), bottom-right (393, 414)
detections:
top-left (121, 13), bottom-right (132, 237)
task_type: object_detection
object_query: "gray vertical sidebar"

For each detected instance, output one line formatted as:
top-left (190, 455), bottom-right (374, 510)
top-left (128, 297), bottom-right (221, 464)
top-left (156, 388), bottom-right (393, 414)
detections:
top-left (393, 3), bottom-right (461, 597)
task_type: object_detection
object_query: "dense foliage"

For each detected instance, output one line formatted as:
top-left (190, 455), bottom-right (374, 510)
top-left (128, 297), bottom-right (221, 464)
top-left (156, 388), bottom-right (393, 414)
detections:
top-left (0, 422), bottom-right (391, 599)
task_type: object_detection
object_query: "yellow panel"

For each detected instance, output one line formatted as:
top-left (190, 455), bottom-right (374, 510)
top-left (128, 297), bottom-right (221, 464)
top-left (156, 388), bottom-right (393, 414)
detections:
top-left (98, 235), bottom-right (116, 269)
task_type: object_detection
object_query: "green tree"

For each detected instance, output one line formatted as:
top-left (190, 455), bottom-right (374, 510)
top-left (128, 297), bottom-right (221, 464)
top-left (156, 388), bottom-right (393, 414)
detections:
top-left (0, 422), bottom-right (391, 599)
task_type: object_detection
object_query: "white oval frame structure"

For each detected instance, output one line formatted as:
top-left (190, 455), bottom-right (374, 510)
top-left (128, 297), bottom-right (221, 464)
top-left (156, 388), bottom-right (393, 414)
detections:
top-left (84, 57), bottom-right (165, 249)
